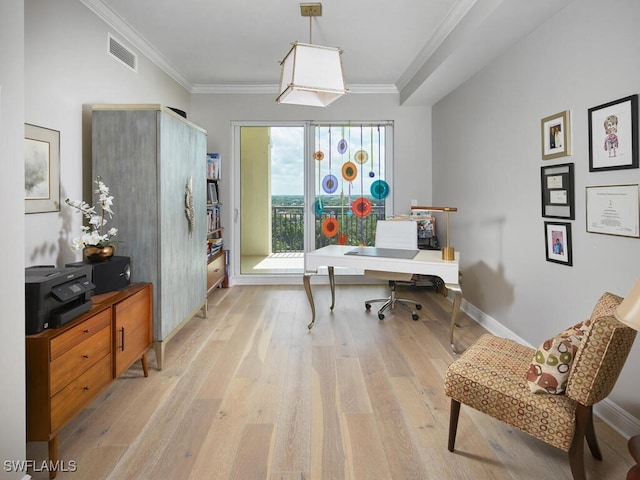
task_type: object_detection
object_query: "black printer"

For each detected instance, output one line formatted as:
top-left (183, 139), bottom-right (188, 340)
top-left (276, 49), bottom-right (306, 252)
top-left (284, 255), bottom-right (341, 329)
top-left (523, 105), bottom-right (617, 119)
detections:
top-left (25, 265), bottom-right (95, 335)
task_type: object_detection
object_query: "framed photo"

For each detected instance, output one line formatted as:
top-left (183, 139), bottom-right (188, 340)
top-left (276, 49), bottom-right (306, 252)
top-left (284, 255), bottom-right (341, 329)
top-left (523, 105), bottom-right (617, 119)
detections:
top-left (541, 110), bottom-right (571, 160)
top-left (25, 124), bottom-right (60, 213)
top-left (541, 163), bottom-right (574, 219)
top-left (544, 221), bottom-right (572, 266)
top-left (588, 95), bottom-right (638, 171)
top-left (586, 184), bottom-right (640, 238)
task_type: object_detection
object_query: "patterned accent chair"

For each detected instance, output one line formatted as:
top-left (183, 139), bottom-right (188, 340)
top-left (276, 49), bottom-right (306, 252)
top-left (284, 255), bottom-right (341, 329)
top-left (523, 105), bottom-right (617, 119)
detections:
top-left (444, 292), bottom-right (637, 480)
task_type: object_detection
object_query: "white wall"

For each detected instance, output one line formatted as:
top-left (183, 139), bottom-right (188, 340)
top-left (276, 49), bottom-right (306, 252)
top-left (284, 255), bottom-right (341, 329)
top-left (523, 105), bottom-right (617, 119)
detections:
top-left (24, 0), bottom-right (190, 268)
top-left (433, 0), bottom-right (640, 431)
top-left (0, 1), bottom-right (27, 477)
top-left (2, 0), bottom-right (192, 465)
top-left (189, 92), bottom-right (432, 265)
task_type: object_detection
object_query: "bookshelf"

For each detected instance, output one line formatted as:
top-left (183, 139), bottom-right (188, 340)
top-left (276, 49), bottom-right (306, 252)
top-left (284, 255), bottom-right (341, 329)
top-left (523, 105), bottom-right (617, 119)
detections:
top-left (206, 153), bottom-right (227, 292)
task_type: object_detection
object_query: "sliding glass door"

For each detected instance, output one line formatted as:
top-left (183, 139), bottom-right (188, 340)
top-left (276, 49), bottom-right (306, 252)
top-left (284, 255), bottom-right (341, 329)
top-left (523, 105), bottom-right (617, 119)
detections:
top-left (232, 122), bottom-right (393, 282)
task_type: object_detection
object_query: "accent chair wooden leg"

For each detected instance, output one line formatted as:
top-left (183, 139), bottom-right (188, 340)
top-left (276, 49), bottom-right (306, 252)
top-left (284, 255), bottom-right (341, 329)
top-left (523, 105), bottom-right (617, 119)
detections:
top-left (448, 399), bottom-right (461, 452)
top-left (568, 404), bottom-right (590, 480)
top-left (585, 405), bottom-right (603, 460)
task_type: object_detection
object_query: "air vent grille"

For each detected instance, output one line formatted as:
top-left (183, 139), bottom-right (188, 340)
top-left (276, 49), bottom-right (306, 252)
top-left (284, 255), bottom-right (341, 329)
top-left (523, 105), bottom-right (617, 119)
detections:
top-left (108, 34), bottom-right (137, 72)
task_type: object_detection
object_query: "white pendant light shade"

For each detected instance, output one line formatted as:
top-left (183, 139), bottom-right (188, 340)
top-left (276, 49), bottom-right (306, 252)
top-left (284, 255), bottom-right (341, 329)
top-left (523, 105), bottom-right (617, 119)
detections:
top-left (276, 42), bottom-right (347, 107)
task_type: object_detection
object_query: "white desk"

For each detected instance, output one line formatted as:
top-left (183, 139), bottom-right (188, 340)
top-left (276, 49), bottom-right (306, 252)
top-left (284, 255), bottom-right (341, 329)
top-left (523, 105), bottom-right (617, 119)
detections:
top-left (303, 245), bottom-right (464, 351)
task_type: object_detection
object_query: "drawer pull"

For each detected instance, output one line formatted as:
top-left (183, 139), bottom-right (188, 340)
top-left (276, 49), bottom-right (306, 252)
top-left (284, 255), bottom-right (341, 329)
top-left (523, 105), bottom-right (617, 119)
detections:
top-left (83, 354), bottom-right (90, 359)
top-left (83, 386), bottom-right (90, 391)
top-left (120, 327), bottom-right (125, 352)
top-left (83, 329), bottom-right (90, 334)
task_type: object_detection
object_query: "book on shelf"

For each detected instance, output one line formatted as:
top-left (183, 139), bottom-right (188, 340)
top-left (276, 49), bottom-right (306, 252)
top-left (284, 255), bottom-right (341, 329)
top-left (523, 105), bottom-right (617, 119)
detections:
top-left (206, 205), bottom-right (221, 232)
top-left (207, 239), bottom-right (223, 258)
top-left (207, 182), bottom-right (219, 204)
top-left (207, 153), bottom-right (221, 180)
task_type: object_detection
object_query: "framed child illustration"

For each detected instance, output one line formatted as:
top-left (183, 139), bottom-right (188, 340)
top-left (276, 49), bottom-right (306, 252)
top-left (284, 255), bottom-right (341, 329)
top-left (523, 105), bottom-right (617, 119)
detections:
top-left (588, 94), bottom-right (638, 172)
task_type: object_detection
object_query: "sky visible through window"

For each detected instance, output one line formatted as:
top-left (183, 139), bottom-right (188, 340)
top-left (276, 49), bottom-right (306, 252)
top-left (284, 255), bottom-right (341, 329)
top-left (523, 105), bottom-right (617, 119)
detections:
top-left (270, 127), bottom-right (304, 195)
top-left (270, 125), bottom-right (387, 198)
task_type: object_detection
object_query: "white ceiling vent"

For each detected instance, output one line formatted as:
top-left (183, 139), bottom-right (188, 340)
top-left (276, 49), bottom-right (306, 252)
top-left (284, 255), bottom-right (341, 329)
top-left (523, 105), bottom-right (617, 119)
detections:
top-left (108, 34), bottom-right (137, 72)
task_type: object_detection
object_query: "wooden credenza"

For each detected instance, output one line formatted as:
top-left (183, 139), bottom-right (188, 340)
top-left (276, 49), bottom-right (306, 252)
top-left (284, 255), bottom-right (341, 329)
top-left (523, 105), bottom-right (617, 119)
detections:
top-left (26, 282), bottom-right (152, 478)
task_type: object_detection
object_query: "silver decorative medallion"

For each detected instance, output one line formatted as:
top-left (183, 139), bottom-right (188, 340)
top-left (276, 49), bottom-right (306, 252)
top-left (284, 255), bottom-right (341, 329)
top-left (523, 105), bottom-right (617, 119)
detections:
top-left (185, 176), bottom-right (195, 234)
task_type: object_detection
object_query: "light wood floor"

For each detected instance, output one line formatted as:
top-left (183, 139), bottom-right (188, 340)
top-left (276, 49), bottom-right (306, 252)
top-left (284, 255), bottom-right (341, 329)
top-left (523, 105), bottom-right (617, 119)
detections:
top-left (27, 284), bottom-right (633, 479)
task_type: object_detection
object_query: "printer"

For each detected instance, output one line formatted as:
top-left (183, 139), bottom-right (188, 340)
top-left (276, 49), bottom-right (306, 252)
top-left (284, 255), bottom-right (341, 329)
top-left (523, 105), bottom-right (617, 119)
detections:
top-left (25, 265), bottom-right (95, 335)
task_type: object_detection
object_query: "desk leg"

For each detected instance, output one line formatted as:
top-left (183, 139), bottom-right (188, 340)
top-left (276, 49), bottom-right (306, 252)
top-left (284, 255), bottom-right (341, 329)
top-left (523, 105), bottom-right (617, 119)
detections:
top-left (446, 284), bottom-right (464, 354)
top-left (303, 273), bottom-right (316, 329)
top-left (328, 266), bottom-right (335, 311)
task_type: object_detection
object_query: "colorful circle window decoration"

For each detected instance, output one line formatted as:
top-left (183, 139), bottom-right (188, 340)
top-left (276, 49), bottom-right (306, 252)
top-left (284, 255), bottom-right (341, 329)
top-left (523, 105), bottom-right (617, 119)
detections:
top-left (342, 161), bottom-right (357, 182)
top-left (369, 171), bottom-right (376, 178)
top-left (337, 139), bottom-right (348, 154)
top-left (314, 198), bottom-right (324, 215)
top-left (314, 150), bottom-right (325, 161)
top-left (322, 217), bottom-right (339, 237)
top-left (322, 174), bottom-right (338, 194)
top-left (354, 150), bottom-right (368, 164)
top-left (370, 179), bottom-right (389, 200)
top-left (337, 232), bottom-right (348, 245)
top-left (351, 197), bottom-right (372, 218)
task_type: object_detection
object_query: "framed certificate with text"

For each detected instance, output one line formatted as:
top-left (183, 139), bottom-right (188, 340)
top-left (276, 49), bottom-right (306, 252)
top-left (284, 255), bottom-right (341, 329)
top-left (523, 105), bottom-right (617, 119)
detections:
top-left (586, 184), bottom-right (640, 237)
top-left (541, 163), bottom-right (574, 219)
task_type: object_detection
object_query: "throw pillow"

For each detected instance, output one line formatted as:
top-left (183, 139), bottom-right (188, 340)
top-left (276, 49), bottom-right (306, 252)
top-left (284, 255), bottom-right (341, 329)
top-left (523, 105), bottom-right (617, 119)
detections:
top-left (525, 320), bottom-right (589, 394)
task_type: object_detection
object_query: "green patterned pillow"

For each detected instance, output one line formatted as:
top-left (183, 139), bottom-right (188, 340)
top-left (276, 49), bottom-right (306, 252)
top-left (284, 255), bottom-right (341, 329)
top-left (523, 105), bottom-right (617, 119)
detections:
top-left (525, 320), bottom-right (590, 394)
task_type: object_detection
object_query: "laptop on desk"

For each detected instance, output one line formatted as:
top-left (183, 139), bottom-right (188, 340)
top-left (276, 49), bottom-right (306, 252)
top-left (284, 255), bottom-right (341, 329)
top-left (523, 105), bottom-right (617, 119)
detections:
top-left (344, 247), bottom-right (419, 259)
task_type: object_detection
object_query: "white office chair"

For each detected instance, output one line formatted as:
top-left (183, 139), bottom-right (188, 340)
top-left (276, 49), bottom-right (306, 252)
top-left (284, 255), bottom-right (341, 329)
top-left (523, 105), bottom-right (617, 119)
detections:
top-left (364, 220), bottom-right (422, 320)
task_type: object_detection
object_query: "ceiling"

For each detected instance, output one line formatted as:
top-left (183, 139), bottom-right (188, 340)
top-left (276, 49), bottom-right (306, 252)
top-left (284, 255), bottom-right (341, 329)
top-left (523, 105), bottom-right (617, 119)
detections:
top-left (82, 0), bottom-right (571, 106)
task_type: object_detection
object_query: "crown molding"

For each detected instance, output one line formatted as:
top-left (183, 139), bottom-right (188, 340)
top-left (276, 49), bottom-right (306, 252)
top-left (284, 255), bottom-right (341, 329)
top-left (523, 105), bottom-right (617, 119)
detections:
top-left (83, 0), bottom-right (401, 96)
top-left (80, 0), bottom-right (194, 92)
top-left (396, 0), bottom-right (477, 91)
top-left (191, 83), bottom-right (399, 95)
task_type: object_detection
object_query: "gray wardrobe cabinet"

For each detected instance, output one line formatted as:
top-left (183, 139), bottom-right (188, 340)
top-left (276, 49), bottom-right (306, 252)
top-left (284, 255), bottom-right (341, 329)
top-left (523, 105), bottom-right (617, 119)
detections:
top-left (92, 104), bottom-right (207, 369)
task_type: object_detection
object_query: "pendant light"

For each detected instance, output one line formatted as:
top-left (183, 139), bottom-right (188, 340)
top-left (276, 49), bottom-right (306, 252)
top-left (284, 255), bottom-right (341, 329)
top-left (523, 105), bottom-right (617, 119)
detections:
top-left (276, 3), bottom-right (348, 107)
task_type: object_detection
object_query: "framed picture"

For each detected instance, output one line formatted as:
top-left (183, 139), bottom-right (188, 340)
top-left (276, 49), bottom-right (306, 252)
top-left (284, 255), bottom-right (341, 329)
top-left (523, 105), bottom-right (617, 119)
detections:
top-left (545, 221), bottom-right (572, 266)
top-left (586, 184), bottom-right (640, 238)
top-left (541, 163), bottom-right (574, 219)
top-left (541, 110), bottom-right (571, 160)
top-left (25, 124), bottom-right (60, 213)
top-left (588, 94), bottom-right (638, 171)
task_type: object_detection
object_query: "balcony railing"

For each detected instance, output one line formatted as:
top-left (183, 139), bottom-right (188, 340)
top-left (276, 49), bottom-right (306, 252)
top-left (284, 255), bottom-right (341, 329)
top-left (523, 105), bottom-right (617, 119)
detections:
top-left (271, 204), bottom-right (384, 253)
